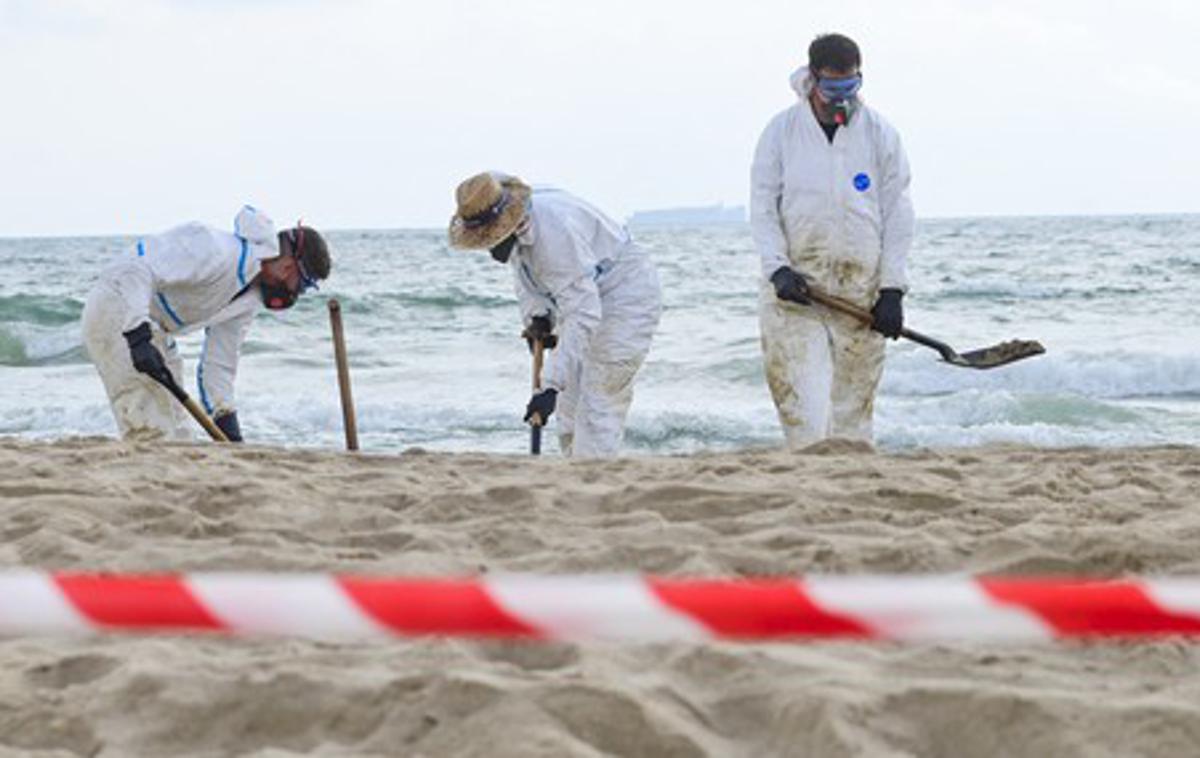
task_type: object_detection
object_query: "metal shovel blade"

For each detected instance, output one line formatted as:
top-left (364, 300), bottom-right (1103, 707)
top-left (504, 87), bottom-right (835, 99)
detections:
top-left (948, 339), bottom-right (1046, 370)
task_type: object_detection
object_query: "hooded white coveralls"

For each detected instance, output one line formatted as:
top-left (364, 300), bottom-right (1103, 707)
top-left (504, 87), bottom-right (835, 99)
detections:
top-left (80, 206), bottom-right (279, 440)
top-left (751, 66), bottom-right (915, 447)
top-left (511, 188), bottom-right (662, 458)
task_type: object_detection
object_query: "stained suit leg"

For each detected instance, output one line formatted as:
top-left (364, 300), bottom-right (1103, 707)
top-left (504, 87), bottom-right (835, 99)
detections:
top-left (81, 285), bottom-right (192, 441)
top-left (828, 316), bottom-right (885, 442)
top-left (759, 293), bottom-right (835, 448)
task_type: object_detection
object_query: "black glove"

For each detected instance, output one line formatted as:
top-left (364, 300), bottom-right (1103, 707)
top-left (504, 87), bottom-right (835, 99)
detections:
top-left (871, 288), bottom-right (905, 339)
top-left (524, 388), bottom-right (557, 426)
top-left (522, 315), bottom-right (558, 353)
top-left (122, 322), bottom-right (170, 381)
top-left (770, 266), bottom-right (811, 305)
top-left (214, 411), bottom-right (243, 443)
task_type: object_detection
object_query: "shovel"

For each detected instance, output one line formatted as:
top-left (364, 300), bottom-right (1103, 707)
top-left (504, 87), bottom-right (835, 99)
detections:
top-left (807, 289), bottom-right (1045, 370)
top-left (149, 368), bottom-right (230, 442)
top-left (528, 339), bottom-right (546, 455)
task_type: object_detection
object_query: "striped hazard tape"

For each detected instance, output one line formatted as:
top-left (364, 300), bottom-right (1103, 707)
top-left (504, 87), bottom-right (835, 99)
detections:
top-left (3, 572), bottom-right (1200, 642)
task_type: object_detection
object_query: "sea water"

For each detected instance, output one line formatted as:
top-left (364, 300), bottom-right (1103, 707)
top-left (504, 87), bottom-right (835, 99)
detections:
top-left (1, 215), bottom-right (1197, 454)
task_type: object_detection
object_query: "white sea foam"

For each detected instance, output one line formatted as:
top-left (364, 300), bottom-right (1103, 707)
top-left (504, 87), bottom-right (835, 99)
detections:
top-left (883, 348), bottom-right (1200, 400)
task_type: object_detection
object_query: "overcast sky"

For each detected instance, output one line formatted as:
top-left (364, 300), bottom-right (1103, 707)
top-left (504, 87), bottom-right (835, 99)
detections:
top-left (1, 0), bottom-right (1198, 236)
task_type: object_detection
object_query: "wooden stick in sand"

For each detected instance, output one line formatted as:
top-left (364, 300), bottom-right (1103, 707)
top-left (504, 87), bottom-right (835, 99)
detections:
top-left (327, 299), bottom-right (359, 451)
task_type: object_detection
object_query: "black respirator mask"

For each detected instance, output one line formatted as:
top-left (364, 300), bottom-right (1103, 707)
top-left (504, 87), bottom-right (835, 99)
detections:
top-left (489, 233), bottom-right (519, 264)
top-left (261, 280), bottom-right (299, 311)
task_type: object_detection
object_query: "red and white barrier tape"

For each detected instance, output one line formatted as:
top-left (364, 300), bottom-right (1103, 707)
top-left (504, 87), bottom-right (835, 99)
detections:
top-left (4, 572), bottom-right (1200, 642)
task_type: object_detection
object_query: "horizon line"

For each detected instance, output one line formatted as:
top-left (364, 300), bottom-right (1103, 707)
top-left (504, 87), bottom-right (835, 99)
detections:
top-left (1, 209), bottom-right (1197, 241)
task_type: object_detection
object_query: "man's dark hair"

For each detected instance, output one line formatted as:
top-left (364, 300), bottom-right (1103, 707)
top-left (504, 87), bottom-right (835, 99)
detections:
top-left (286, 225), bottom-right (332, 280)
top-left (808, 33), bottom-right (861, 73)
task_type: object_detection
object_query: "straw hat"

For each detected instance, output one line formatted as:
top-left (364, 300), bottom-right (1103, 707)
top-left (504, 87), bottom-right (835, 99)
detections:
top-left (448, 172), bottom-right (532, 249)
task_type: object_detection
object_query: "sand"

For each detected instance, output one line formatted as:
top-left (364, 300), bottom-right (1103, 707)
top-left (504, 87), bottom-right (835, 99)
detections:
top-left (0, 437), bottom-right (1198, 757)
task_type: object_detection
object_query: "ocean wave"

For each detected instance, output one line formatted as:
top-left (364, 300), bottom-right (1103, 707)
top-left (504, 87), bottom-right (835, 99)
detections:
top-left (0, 294), bottom-right (84, 327)
top-left (340, 289), bottom-right (515, 314)
top-left (0, 400), bottom-right (114, 436)
top-left (624, 411), bottom-right (776, 452)
top-left (881, 390), bottom-right (1149, 428)
top-left (882, 349), bottom-right (1200, 400)
top-left (0, 323), bottom-right (86, 366)
top-left (234, 390), bottom-right (1180, 454)
top-left (921, 282), bottom-right (1163, 303)
top-left (1165, 256), bottom-right (1200, 273)
top-left (877, 421), bottom-right (1178, 450)
top-left (8, 384), bottom-right (1197, 453)
top-left (875, 389), bottom-right (1199, 449)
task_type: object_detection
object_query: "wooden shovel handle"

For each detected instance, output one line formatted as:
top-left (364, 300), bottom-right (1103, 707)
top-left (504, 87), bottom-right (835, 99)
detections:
top-left (529, 339), bottom-right (545, 455)
top-left (805, 289), bottom-right (874, 325)
top-left (182, 396), bottom-right (230, 442)
top-left (531, 339), bottom-right (545, 393)
top-left (152, 369), bottom-right (228, 442)
top-left (807, 288), bottom-right (957, 360)
top-left (529, 339), bottom-right (546, 427)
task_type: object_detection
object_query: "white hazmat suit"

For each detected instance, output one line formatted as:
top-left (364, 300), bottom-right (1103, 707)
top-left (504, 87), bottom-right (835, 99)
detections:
top-left (81, 206), bottom-right (279, 439)
top-left (511, 188), bottom-right (662, 457)
top-left (751, 66), bottom-right (915, 446)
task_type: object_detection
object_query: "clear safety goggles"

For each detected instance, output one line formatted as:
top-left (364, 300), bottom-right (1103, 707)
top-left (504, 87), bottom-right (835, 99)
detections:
top-left (816, 73), bottom-right (863, 101)
top-left (287, 225), bottom-right (320, 294)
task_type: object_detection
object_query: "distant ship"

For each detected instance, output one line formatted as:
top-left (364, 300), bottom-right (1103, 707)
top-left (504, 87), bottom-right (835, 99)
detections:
top-left (627, 204), bottom-right (747, 227)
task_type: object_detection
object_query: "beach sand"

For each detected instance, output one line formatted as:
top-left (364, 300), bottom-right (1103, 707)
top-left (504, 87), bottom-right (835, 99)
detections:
top-left (1, 437), bottom-right (1198, 756)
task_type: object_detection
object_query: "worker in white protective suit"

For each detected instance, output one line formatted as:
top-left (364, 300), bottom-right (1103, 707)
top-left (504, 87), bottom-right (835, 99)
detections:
top-left (448, 172), bottom-right (662, 458)
top-left (80, 206), bottom-right (331, 441)
top-left (751, 33), bottom-right (915, 447)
